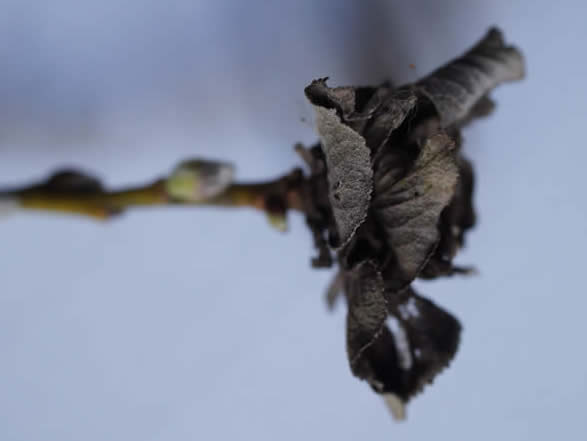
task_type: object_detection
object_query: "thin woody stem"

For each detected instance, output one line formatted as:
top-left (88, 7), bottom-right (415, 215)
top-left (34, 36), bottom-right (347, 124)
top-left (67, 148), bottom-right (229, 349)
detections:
top-left (14, 180), bottom-right (168, 219)
top-left (1, 169), bottom-right (307, 221)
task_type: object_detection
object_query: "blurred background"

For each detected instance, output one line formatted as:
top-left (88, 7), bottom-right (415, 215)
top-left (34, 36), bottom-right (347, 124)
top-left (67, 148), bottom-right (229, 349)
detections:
top-left (1, 1), bottom-right (586, 440)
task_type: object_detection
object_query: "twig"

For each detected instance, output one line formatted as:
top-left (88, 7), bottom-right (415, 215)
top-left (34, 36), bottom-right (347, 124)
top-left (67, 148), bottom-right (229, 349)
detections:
top-left (0, 165), bottom-right (308, 223)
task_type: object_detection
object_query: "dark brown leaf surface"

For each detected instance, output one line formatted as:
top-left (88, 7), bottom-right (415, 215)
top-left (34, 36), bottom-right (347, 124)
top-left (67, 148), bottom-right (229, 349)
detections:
top-left (421, 153), bottom-right (477, 278)
top-left (345, 260), bottom-right (387, 369)
top-left (373, 132), bottom-right (459, 290)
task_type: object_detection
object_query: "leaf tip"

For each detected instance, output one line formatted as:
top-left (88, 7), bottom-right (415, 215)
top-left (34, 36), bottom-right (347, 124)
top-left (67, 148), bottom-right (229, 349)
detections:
top-left (383, 394), bottom-right (407, 421)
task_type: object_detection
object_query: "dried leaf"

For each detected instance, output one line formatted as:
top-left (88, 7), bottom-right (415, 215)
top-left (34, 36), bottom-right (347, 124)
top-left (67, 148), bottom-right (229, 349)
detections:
top-left (345, 261), bottom-right (387, 371)
top-left (306, 79), bottom-right (417, 154)
top-left (304, 79), bottom-right (363, 121)
top-left (298, 144), bottom-right (336, 268)
top-left (355, 86), bottom-right (417, 154)
top-left (305, 79), bottom-right (420, 249)
top-left (349, 288), bottom-right (461, 408)
top-left (307, 27), bottom-right (524, 419)
top-left (395, 291), bottom-right (461, 395)
top-left (307, 94), bottom-right (373, 247)
top-left (417, 27), bottom-right (524, 127)
top-left (421, 154), bottom-right (477, 278)
top-left (372, 132), bottom-right (459, 290)
top-left (457, 95), bottom-right (496, 128)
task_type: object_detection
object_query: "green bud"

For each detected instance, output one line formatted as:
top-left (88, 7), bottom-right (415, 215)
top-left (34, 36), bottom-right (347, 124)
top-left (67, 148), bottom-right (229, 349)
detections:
top-left (166, 159), bottom-right (234, 202)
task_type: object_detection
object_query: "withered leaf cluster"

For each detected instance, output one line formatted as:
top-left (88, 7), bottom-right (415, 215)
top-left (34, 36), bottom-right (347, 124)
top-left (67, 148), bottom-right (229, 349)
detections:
top-left (302, 28), bottom-right (524, 418)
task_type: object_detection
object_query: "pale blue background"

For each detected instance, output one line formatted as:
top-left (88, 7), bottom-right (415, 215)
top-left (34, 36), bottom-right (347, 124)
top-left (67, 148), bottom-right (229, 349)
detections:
top-left (1, 1), bottom-right (586, 440)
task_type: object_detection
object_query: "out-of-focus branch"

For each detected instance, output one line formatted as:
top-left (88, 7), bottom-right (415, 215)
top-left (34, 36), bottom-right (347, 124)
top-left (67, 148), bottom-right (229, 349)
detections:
top-left (0, 159), bottom-right (309, 230)
top-left (0, 148), bottom-right (334, 265)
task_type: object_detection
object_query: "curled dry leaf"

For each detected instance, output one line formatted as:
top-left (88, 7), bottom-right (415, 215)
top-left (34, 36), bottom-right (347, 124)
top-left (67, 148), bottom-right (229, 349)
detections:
top-left (362, 290), bottom-right (461, 419)
top-left (342, 262), bottom-right (461, 420)
top-left (417, 27), bottom-right (525, 127)
top-left (421, 153), bottom-right (477, 278)
top-left (309, 97), bottom-right (373, 248)
top-left (372, 132), bottom-right (459, 291)
top-left (345, 261), bottom-right (387, 370)
top-left (304, 27), bottom-right (524, 417)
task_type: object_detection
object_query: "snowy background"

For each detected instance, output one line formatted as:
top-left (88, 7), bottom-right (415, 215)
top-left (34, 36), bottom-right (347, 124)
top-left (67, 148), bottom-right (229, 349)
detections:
top-left (1, 1), bottom-right (586, 440)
